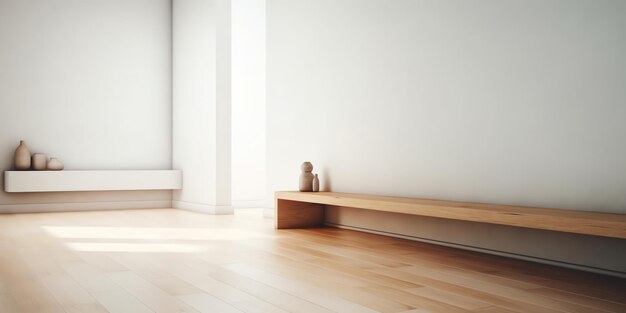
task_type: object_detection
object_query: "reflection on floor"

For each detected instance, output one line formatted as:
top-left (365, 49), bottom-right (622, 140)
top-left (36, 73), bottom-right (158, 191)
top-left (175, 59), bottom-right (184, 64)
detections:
top-left (0, 208), bottom-right (624, 313)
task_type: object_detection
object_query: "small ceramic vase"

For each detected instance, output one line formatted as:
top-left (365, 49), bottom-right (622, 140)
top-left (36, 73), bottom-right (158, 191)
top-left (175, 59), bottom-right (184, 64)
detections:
top-left (299, 162), bottom-right (314, 192)
top-left (31, 153), bottom-right (47, 170)
top-left (14, 140), bottom-right (31, 170)
top-left (47, 157), bottom-right (64, 171)
top-left (312, 174), bottom-right (319, 192)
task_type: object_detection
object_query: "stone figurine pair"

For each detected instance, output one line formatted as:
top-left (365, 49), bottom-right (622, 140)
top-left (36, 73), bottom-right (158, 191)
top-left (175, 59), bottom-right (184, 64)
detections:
top-left (299, 161), bottom-right (319, 192)
top-left (14, 140), bottom-right (64, 171)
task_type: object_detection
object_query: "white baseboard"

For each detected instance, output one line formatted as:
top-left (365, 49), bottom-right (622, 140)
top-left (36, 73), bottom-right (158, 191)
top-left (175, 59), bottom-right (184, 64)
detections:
top-left (172, 200), bottom-right (233, 215)
top-left (326, 222), bottom-right (626, 279)
top-left (0, 200), bottom-right (172, 213)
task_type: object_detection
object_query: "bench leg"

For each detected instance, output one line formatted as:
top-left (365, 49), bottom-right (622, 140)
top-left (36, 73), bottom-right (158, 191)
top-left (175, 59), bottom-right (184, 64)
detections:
top-left (275, 199), bottom-right (325, 229)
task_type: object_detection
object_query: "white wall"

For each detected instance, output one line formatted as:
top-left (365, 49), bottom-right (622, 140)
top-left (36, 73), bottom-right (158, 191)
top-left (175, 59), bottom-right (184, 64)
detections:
top-left (0, 0), bottom-right (173, 211)
top-left (266, 0), bottom-right (626, 273)
top-left (231, 0), bottom-right (266, 206)
top-left (172, 0), bottom-right (233, 214)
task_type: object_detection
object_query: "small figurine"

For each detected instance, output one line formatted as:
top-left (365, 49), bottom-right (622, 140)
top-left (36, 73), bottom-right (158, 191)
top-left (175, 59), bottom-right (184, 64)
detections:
top-left (299, 162), bottom-right (314, 192)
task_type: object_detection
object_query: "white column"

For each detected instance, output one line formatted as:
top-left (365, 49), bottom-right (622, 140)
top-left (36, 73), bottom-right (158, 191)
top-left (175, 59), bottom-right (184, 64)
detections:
top-left (231, 0), bottom-right (266, 207)
top-left (172, 0), bottom-right (232, 214)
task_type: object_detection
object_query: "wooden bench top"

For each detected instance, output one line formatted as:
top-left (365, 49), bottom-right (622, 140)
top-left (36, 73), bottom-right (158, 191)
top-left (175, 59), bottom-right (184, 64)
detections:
top-left (275, 191), bottom-right (626, 239)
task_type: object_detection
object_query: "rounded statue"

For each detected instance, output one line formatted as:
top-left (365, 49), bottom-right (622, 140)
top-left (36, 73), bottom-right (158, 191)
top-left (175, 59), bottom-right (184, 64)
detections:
top-left (299, 161), bottom-right (314, 192)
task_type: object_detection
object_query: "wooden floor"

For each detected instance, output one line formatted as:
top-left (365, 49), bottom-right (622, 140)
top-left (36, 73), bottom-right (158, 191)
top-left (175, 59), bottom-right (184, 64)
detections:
top-left (0, 209), bottom-right (624, 313)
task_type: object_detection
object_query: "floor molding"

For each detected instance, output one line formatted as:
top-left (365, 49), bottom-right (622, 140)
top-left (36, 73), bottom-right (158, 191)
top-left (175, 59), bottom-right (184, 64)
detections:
top-left (0, 200), bottom-right (172, 213)
top-left (172, 200), bottom-right (233, 215)
top-left (326, 222), bottom-right (626, 279)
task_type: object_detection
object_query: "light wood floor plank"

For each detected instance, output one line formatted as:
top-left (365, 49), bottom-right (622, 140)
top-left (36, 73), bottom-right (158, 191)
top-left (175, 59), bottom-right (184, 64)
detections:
top-left (0, 208), bottom-right (623, 313)
top-left (399, 265), bottom-right (604, 313)
top-left (371, 267), bottom-right (570, 313)
top-left (106, 271), bottom-right (201, 313)
top-left (113, 252), bottom-right (295, 313)
top-left (210, 270), bottom-right (336, 313)
top-left (92, 289), bottom-right (155, 313)
top-left (526, 287), bottom-right (623, 313)
top-left (362, 285), bottom-right (471, 313)
top-left (230, 299), bottom-right (290, 313)
top-left (0, 294), bottom-right (20, 313)
top-left (228, 252), bottom-right (414, 312)
top-left (177, 293), bottom-right (245, 313)
top-left (144, 274), bottom-right (204, 296)
top-left (224, 262), bottom-right (380, 313)
top-left (40, 274), bottom-right (110, 313)
top-left (408, 287), bottom-right (491, 310)
top-left (61, 261), bottom-right (121, 293)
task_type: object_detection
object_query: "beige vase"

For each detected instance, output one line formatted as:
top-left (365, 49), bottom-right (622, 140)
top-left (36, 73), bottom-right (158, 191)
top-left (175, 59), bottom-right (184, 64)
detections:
top-left (47, 157), bottom-right (64, 171)
top-left (14, 140), bottom-right (31, 170)
top-left (31, 153), bottom-right (47, 170)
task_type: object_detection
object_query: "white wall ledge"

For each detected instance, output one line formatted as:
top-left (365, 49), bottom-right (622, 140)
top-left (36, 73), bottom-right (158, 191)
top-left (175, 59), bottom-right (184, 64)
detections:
top-left (4, 170), bottom-right (182, 192)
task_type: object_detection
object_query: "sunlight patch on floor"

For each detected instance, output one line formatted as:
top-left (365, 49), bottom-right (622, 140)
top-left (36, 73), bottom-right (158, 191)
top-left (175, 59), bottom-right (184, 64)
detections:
top-left (42, 226), bottom-right (270, 240)
top-left (65, 242), bottom-right (206, 253)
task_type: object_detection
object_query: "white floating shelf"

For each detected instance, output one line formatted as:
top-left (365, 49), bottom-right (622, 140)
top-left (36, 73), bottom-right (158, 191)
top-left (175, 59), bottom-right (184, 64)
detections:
top-left (4, 170), bottom-right (182, 193)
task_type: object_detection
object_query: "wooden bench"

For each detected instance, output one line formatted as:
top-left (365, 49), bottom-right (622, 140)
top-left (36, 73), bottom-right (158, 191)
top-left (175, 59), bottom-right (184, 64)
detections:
top-left (275, 191), bottom-right (626, 239)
